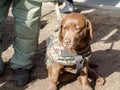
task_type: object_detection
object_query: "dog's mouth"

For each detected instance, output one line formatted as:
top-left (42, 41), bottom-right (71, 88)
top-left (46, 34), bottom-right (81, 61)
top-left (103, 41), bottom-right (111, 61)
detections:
top-left (62, 38), bottom-right (87, 52)
top-left (63, 43), bottom-right (73, 49)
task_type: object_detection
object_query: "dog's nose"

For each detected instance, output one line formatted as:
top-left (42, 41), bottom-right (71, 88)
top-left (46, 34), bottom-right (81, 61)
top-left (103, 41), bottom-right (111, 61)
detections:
top-left (64, 39), bottom-right (71, 45)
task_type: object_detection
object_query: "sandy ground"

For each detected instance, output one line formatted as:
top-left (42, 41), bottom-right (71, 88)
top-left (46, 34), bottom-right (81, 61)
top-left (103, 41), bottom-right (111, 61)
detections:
top-left (0, 1), bottom-right (120, 90)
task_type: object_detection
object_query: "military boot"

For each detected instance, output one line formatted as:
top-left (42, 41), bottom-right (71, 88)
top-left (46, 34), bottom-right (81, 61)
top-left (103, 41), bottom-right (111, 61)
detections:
top-left (62, 0), bottom-right (75, 13)
top-left (58, 0), bottom-right (64, 6)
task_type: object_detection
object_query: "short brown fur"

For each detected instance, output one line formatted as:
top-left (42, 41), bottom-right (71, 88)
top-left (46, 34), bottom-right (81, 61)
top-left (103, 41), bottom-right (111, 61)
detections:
top-left (47, 12), bottom-right (104, 90)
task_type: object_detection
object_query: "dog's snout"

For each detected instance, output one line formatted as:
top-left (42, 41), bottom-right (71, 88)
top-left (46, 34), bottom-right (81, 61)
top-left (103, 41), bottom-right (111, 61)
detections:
top-left (64, 39), bottom-right (71, 45)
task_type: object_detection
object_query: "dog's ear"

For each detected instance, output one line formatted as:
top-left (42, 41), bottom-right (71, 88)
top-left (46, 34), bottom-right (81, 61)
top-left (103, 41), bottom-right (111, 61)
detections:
top-left (86, 19), bottom-right (93, 38)
top-left (59, 18), bottom-right (64, 43)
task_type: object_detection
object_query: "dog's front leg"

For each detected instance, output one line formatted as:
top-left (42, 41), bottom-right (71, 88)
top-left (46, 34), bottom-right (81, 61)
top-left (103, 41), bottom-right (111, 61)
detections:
top-left (77, 62), bottom-right (93, 90)
top-left (48, 62), bottom-right (63, 90)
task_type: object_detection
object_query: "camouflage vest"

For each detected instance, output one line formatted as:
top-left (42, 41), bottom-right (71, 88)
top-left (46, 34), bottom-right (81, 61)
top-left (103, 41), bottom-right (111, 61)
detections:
top-left (46, 30), bottom-right (91, 74)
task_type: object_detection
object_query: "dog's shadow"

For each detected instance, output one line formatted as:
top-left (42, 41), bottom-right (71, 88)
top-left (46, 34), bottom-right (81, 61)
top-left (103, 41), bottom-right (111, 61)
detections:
top-left (90, 49), bottom-right (120, 89)
top-left (91, 49), bottom-right (120, 78)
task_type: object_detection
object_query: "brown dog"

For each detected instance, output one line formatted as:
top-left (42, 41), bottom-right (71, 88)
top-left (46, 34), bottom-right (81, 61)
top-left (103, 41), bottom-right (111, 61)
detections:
top-left (46, 12), bottom-right (104, 90)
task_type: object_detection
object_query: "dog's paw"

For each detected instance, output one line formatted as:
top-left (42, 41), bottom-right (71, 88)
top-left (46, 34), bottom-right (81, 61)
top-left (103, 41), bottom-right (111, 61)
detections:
top-left (96, 77), bottom-right (105, 85)
top-left (81, 85), bottom-right (93, 90)
top-left (47, 84), bottom-right (57, 90)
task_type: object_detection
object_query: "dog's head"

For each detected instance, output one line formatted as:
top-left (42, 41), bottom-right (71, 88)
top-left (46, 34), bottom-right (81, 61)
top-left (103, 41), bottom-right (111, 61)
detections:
top-left (59, 13), bottom-right (93, 53)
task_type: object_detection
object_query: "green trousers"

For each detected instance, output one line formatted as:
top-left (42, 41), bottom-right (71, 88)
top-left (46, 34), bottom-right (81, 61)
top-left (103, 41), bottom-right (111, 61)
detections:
top-left (0, 0), bottom-right (43, 70)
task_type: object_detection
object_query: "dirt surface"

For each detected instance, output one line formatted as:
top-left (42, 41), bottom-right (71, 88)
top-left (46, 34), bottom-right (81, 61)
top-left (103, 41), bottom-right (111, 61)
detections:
top-left (0, 1), bottom-right (120, 90)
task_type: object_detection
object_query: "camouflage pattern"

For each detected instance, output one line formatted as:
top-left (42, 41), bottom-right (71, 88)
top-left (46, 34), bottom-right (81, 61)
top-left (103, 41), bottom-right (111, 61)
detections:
top-left (46, 30), bottom-right (92, 74)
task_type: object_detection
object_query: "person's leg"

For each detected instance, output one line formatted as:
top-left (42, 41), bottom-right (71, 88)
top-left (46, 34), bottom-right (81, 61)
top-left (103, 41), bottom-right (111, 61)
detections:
top-left (62, 0), bottom-right (75, 13)
top-left (0, 0), bottom-right (12, 75)
top-left (11, 0), bottom-right (42, 86)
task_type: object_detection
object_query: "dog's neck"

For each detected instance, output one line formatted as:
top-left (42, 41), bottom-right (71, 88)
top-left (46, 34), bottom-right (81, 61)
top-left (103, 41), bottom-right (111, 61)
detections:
top-left (64, 44), bottom-right (89, 54)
